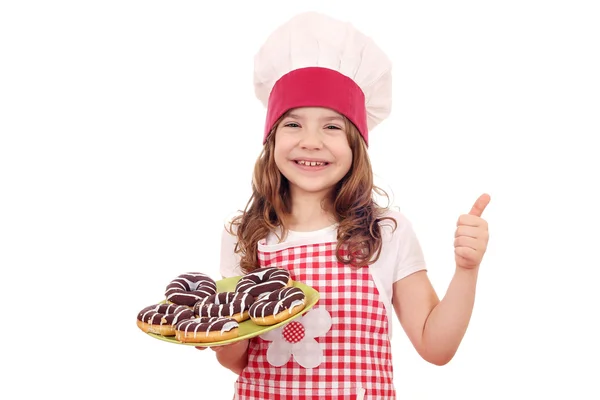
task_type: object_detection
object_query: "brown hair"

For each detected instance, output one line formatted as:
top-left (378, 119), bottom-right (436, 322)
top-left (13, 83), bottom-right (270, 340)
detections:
top-left (228, 114), bottom-right (396, 273)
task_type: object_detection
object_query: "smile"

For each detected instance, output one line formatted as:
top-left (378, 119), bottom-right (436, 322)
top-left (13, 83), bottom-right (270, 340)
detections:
top-left (294, 160), bottom-right (329, 167)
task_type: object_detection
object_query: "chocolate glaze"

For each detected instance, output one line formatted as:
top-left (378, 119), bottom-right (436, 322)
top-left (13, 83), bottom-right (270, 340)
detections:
top-left (137, 303), bottom-right (194, 326)
top-left (195, 292), bottom-right (255, 318)
top-left (176, 316), bottom-right (238, 336)
top-left (165, 272), bottom-right (217, 306)
top-left (235, 267), bottom-right (290, 297)
top-left (249, 286), bottom-right (306, 319)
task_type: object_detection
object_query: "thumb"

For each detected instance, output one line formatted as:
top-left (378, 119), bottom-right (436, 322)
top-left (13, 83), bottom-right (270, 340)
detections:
top-left (469, 193), bottom-right (491, 217)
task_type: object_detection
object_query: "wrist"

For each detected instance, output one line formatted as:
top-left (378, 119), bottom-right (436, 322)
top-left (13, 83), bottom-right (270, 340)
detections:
top-left (214, 340), bottom-right (249, 374)
top-left (455, 264), bottom-right (480, 279)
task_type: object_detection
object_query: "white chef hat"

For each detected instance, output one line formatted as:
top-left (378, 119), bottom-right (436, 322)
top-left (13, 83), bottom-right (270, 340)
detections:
top-left (253, 11), bottom-right (393, 146)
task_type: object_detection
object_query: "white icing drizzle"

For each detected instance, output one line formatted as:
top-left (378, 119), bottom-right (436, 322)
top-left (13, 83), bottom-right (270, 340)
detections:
top-left (140, 304), bottom-right (192, 325)
top-left (235, 268), bottom-right (290, 296)
top-left (165, 273), bottom-right (217, 306)
top-left (220, 321), bottom-right (238, 335)
top-left (197, 292), bottom-right (253, 318)
top-left (249, 287), bottom-right (305, 318)
top-left (178, 317), bottom-right (238, 338)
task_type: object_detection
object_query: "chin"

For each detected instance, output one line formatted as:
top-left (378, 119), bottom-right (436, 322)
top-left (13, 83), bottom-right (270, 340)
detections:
top-left (289, 181), bottom-right (336, 196)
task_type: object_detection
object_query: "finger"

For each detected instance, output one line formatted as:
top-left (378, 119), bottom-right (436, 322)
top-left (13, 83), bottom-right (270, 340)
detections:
top-left (454, 225), bottom-right (483, 238)
top-left (455, 227), bottom-right (489, 244)
top-left (454, 236), bottom-right (481, 251)
top-left (457, 214), bottom-right (489, 228)
top-left (455, 246), bottom-right (479, 261)
top-left (469, 193), bottom-right (491, 217)
top-left (195, 346), bottom-right (209, 351)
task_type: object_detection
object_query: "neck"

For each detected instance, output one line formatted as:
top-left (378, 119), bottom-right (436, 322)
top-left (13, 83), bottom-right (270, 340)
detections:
top-left (285, 190), bottom-right (336, 232)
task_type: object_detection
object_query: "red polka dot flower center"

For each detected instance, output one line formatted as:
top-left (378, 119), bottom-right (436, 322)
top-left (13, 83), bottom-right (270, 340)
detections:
top-left (260, 307), bottom-right (332, 368)
top-left (282, 321), bottom-right (305, 343)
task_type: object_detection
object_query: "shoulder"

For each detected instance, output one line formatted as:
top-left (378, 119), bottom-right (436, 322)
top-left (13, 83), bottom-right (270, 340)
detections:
top-left (376, 207), bottom-right (425, 260)
top-left (373, 207), bottom-right (427, 280)
top-left (219, 211), bottom-right (245, 278)
top-left (378, 207), bottom-right (418, 239)
top-left (379, 207), bottom-right (411, 225)
top-left (221, 210), bottom-right (244, 235)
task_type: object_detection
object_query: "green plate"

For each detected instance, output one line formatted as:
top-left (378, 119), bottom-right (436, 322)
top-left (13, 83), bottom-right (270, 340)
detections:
top-left (145, 276), bottom-right (320, 347)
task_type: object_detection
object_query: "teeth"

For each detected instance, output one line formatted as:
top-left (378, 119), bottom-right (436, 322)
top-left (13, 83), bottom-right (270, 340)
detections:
top-left (297, 160), bottom-right (326, 166)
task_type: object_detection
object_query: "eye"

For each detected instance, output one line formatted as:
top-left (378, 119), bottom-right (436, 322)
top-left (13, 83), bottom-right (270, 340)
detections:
top-left (283, 122), bottom-right (300, 128)
top-left (325, 125), bottom-right (342, 130)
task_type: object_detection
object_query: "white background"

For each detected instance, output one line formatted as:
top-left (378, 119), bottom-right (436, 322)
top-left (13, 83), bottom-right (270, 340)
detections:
top-left (1, 1), bottom-right (599, 399)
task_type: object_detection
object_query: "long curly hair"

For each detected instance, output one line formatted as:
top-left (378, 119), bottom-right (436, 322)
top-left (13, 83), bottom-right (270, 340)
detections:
top-left (228, 112), bottom-right (396, 273)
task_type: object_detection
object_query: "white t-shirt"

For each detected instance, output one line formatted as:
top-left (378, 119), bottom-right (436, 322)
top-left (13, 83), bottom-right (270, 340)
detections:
top-left (219, 209), bottom-right (427, 337)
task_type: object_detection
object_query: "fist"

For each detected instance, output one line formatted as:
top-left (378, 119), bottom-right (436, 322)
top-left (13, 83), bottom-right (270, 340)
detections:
top-left (454, 194), bottom-right (490, 269)
top-left (195, 339), bottom-right (249, 354)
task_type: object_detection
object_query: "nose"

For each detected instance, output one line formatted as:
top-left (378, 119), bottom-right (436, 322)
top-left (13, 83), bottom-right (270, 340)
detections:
top-left (298, 125), bottom-right (323, 150)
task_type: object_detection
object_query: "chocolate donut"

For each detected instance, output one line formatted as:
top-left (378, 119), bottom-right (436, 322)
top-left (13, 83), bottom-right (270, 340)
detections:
top-left (165, 272), bottom-right (217, 307)
top-left (248, 286), bottom-right (306, 326)
top-left (195, 292), bottom-right (255, 322)
top-left (175, 316), bottom-right (239, 343)
top-left (137, 303), bottom-right (194, 336)
top-left (235, 267), bottom-right (291, 298)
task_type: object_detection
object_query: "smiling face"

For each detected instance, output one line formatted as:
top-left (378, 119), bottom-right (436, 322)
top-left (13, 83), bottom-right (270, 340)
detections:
top-left (273, 107), bottom-right (353, 200)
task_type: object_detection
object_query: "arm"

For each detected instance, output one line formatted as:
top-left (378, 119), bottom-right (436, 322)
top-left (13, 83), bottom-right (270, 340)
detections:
top-left (196, 338), bottom-right (249, 374)
top-left (197, 221), bottom-right (250, 374)
top-left (393, 194), bottom-right (490, 366)
top-left (212, 339), bottom-right (250, 375)
top-left (393, 267), bottom-right (478, 365)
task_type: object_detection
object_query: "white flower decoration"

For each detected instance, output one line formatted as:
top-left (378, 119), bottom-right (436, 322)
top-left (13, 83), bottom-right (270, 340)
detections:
top-left (259, 307), bottom-right (332, 369)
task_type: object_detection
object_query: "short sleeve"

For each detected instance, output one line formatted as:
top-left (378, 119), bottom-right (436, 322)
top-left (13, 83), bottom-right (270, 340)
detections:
top-left (219, 220), bottom-right (244, 278)
top-left (387, 211), bottom-right (427, 282)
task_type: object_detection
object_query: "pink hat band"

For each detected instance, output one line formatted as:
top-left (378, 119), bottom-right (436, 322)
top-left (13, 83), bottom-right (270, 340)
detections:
top-left (263, 67), bottom-right (368, 145)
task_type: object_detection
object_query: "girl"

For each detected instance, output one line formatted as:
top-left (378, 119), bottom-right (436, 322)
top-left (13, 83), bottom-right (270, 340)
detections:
top-left (208, 12), bottom-right (490, 400)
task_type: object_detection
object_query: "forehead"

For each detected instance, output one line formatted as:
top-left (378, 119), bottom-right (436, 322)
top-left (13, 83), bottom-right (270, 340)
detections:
top-left (283, 107), bottom-right (345, 120)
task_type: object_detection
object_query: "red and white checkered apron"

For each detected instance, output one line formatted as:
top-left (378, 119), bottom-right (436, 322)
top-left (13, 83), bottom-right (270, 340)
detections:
top-left (235, 242), bottom-right (395, 399)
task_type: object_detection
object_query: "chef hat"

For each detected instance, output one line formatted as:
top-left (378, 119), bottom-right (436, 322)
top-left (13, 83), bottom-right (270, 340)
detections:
top-left (253, 11), bottom-right (393, 146)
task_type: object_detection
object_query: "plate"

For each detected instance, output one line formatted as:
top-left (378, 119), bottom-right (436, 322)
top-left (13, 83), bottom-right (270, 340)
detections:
top-left (144, 276), bottom-right (320, 347)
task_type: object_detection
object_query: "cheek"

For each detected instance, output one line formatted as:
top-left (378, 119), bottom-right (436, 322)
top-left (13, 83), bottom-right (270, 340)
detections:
top-left (341, 151), bottom-right (353, 173)
top-left (274, 151), bottom-right (285, 170)
top-left (333, 142), bottom-right (353, 170)
top-left (273, 140), bottom-right (291, 168)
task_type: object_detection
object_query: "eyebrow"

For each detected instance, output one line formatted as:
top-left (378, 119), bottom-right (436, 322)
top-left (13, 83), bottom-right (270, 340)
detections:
top-left (285, 113), bottom-right (345, 123)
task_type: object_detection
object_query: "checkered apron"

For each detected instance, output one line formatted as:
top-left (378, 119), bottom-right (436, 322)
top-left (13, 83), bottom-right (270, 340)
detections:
top-left (234, 242), bottom-right (395, 399)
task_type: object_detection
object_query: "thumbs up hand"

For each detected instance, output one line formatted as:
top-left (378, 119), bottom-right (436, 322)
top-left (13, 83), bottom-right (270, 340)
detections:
top-left (454, 194), bottom-right (491, 270)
